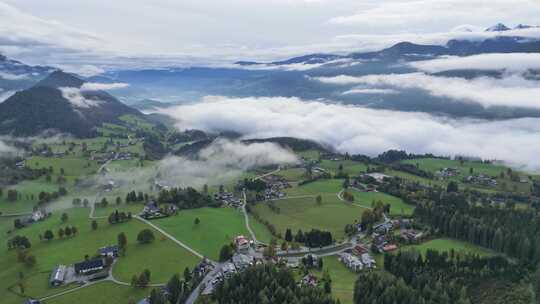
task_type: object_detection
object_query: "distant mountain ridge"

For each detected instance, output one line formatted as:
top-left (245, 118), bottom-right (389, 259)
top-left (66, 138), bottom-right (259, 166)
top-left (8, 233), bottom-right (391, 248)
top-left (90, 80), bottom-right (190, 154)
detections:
top-left (239, 25), bottom-right (540, 66)
top-left (0, 71), bottom-right (143, 137)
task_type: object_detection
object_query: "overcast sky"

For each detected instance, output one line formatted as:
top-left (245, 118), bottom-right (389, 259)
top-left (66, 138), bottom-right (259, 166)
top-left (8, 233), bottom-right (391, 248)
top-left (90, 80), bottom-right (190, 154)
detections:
top-left (1, 0), bottom-right (540, 67)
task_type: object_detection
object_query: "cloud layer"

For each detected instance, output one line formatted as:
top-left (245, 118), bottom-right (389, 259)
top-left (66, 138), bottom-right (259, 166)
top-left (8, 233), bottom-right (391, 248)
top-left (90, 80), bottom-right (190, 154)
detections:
top-left (160, 96), bottom-right (540, 171)
top-left (81, 82), bottom-right (129, 91)
top-left (2, 1), bottom-right (540, 69)
top-left (410, 53), bottom-right (540, 73)
top-left (314, 73), bottom-right (540, 109)
top-left (102, 139), bottom-right (298, 190)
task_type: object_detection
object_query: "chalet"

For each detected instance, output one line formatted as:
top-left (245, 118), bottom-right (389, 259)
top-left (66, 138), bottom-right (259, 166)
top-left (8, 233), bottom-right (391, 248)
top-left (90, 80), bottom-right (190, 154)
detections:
top-left (99, 245), bottom-right (119, 258)
top-left (235, 235), bottom-right (250, 252)
top-left (141, 200), bottom-right (160, 217)
top-left (49, 265), bottom-right (67, 286)
top-left (74, 259), bottom-right (104, 275)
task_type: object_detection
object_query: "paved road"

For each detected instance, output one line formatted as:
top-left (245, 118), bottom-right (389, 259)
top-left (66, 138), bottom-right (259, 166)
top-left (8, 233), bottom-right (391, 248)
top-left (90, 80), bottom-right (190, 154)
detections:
top-left (252, 167), bottom-right (281, 181)
top-left (134, 215), bottom-right (207, 260)
top-left (241, 190), bottom-right (261, 245)
top-left (185, 263), bottom-right (224, 304)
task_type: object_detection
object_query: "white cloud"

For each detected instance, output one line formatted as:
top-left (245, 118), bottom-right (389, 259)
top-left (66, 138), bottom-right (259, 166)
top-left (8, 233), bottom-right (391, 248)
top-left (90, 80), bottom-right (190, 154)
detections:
top-left (60, 87), bottom-right (103, 108)
top-left (55, 64), bottom-right (105, 77)
top-left (81, 82), bottom-right (129, 91)
top-left (101, 139), bottom-right (298, 190)
top-left (342, 88), bottom-right (398, 95)
top-left (328, 0), bottom-right (540, 29)
top-left (0, 139), bottom-right (20, 156)
top-left (159, 96), bottom-right (540, 171)
top-left (410, 53), bottom-right (540, 73)
top-left (2, 1), bottom-right (540, 68)
top-left (59, 82), bottom-right (128, 108)
top-left (314, 73), bottom-right (540, 109)
top-left (0, 71), bottom-right (29, 80)
top-left (0, 89), bottom-right (16, 102)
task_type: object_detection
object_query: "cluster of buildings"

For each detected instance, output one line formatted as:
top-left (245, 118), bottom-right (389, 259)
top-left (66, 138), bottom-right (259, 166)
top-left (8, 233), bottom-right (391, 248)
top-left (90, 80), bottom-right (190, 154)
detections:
top-left (435, 167), bottom-right (460, 179)
top-left (214, 190), bottom-right (242, 208)
top-left (260, 174), bottom-right (290, 200)
top-left (49, 245), bottom-right (118, 287)
top-left (204, 249), bottom-right (255, 295)
top-left (140, 200), bottom-right (177, 219)
top-left (464, 174), bottom-right (498, 187)
top-left (338, 249), bottom-right (376, 272)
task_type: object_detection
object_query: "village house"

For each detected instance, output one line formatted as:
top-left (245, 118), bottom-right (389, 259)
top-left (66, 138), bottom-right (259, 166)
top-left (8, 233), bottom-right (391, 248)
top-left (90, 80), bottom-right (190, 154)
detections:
top-left (400, 229), bottom-right (424, 243)
top-left (74, 259), bottom-right (104, 275)
top-left (49, 265), bottom-right (67, 286)
top-left (235, 235), bottom-right (251, 252)
top-left (140, 200), bottom-right (161, 218)
top-left (99, 245), bottom-right (119, 258)
top-left (194, 258), bottom-right (214, 277)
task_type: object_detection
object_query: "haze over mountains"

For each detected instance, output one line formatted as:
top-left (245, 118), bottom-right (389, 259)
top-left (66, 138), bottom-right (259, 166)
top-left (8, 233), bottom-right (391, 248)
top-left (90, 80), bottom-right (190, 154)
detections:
top-left (1, 22), bottom-right (540, 168)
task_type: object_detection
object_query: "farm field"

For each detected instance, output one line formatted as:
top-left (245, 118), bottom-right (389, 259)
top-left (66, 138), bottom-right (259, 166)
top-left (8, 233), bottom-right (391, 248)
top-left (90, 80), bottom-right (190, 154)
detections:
top-left (403, 238), bottom-right (495, 257)
top-left (0, 178), bottom-right (62, 214)
top-left (285, 179), bottom-right (344, 196)
top-left (153, 207), bottom-right (272, 260)
top-left (251, 195), bottom-right (363, 240)
top-left (318, 160), bottom-right (368, 176)
top-left (278, 167), bottom-right (306, 182)
top-left (46, 281), bottom-right (148, 304)
top-left (314, 256), bottom-right (358, 304)
top-left (0, 208), bottom-right (199, 304)
top-left (350, 191), bottom-right (414, 216)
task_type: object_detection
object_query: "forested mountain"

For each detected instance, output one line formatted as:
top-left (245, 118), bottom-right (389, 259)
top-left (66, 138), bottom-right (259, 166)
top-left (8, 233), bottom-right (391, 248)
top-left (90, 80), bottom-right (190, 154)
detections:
top-left (0, 71), bottom-right (143, 137)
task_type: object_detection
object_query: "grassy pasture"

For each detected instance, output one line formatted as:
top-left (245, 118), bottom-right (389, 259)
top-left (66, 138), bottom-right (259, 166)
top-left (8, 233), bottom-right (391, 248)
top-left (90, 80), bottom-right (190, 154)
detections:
top-left (153, 207), bottom-right (272, 260)
top-left (0, 208), bottom-right (199, 304)
top-left (252, 195), bottom-right (362, 240)
top-left (403, 238), bottom-right (494, 257)
top-left (46, 281), bottom-right (148, 304)
top-left (351, 191), bottom-right (414, 216)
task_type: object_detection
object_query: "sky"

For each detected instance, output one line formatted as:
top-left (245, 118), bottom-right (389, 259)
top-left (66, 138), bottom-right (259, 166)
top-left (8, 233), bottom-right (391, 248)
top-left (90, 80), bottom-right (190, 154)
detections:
top-left (1, 0), bottom-right (540, 68)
